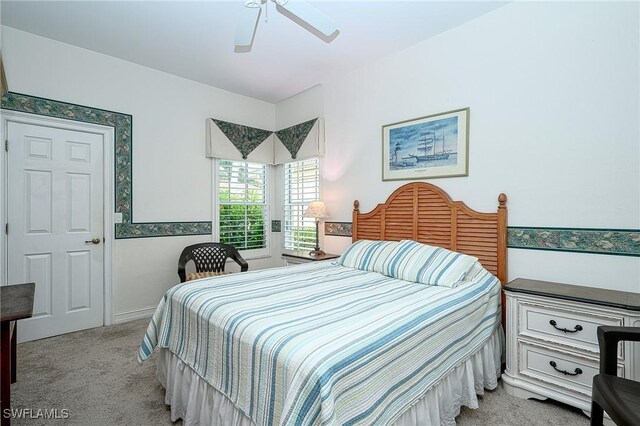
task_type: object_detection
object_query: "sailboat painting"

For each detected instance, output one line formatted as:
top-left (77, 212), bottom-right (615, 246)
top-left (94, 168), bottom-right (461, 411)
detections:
top-left (382, 108), bottom-right (469, 181)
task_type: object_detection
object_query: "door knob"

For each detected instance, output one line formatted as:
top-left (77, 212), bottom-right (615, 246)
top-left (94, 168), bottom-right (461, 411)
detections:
top-left (85, 237), bottom-right (101, 244)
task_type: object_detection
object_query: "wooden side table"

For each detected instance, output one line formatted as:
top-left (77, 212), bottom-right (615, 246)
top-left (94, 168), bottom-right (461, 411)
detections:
top-left (282, 251), bottom-right (340, 266)
top-left (1, 283), bottom-right (35, 426)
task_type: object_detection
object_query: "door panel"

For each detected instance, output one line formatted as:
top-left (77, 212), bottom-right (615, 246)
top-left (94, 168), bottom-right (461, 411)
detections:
top-left (66, 250), bottom-right (91, 312)
top-left (25, 170), bottom-right (53, 234)
top-left (67, 172), bottom-right (92, 232)
top-left (24, 253), bottom-right (53, 318)
top-left (8, 121), bottom-right (104, 342)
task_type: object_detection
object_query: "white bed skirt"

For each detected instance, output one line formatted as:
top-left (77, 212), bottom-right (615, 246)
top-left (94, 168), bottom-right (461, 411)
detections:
top-left (157, 326), bottom-right (504, 426)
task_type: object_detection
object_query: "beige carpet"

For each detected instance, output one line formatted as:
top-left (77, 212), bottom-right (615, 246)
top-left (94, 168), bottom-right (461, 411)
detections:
top-left (11, 319), bottom-right (589, 425)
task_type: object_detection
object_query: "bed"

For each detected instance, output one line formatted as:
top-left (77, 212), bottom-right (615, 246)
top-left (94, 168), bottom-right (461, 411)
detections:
top-left (138, 182), bottom-right (508, 426)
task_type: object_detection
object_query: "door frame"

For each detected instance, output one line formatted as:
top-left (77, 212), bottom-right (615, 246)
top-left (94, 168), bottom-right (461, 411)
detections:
top-left (0, 110), bottom-right (116, 326)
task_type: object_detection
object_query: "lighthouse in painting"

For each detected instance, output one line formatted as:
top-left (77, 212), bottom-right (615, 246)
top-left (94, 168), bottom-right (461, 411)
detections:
top-left (388, 115), bottom-right (459, 170)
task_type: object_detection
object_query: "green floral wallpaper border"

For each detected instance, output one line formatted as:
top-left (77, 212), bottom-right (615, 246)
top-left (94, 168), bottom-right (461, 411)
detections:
top-left (324, 221), bottom-right (640, 257)
top-left (325, 222), bottom-right (353, 237)
top-left (508, 227), bottom-right (639, 257)
top-left (1, 92), bottom-right (211, 239)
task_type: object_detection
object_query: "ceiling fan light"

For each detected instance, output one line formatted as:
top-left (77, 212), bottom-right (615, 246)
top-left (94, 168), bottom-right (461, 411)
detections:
top-left (274, 0), bottom-right (289, 5)
top-left (244, 0), bottom-right (263, 8)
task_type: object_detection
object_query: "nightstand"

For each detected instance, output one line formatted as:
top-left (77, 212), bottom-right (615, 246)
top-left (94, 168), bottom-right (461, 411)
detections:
top-left (502, 278), bottom-right (640, 419)
top-left (281, 251), bottom-right (340, 266)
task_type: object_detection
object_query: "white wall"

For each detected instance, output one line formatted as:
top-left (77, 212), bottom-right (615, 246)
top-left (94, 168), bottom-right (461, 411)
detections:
top-left (275, 85), bottom-right (324, 130)
top-left (280, 1), bottom-right (640, 292)
top-left (1, 27), bottom-right (283, 319)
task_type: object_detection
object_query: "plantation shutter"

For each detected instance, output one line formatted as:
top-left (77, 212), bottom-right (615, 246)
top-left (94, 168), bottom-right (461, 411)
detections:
top-left (283, 158), bottom-right (320, 251)
top-left (218, 160), bottom-right (268, 251)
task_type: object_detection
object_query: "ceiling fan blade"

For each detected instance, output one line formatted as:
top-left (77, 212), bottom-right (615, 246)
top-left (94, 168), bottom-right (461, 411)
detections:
top-left (278, 1), bottom-right (338, 37)
top-left (234, 6), bottom-right (261, 47)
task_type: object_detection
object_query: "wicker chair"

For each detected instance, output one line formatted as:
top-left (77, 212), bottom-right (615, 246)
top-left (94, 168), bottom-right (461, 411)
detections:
top-left (590, 326), bottom-right (640, 426)
top-left (178, 243), bottom-right (248, 283)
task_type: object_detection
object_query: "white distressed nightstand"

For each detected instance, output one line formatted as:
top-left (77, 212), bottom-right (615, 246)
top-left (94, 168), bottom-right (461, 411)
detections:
top-left (281, 251), bottom-right (340, 266)
top-left (502, 278), bottom-right (640, 418)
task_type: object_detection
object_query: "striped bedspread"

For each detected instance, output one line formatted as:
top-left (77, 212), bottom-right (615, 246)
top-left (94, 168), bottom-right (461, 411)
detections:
top-left (138, 261), bottom-right (501, 426)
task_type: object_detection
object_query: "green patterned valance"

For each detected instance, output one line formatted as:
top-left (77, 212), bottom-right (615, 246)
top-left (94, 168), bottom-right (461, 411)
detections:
top-left (208, 117), bottom-right (325, 165)
top-left (211, 119), bottom-right (273, 160)
top-left (274, 117), bottom-right (324, 164)
top-left (275, 118), bottom-right (318, 159)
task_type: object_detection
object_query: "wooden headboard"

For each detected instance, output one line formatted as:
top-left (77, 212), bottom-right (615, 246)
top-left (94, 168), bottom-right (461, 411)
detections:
top-left (352, 182), bottom-right (508, 284)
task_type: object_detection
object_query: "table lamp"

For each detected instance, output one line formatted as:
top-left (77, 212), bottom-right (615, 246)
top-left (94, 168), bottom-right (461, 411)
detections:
top-left (303, 201), bottom-right (329, 256)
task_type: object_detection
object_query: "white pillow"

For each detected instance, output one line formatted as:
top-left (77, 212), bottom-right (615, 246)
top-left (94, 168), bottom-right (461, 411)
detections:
top-left (381, 240), bottom-right (478, 287)
top-left (337, 240), bottom-right (400, 273)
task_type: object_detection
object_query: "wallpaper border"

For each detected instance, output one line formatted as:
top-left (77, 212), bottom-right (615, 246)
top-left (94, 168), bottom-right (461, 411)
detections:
top-left (324, 222), bottom-right (353, 237)
top-left (507, 226), bottom-right (639, 257)
top-left (1, 92), bottom-right (211, 239)
top-left (324, 222), bottom-right (640, 257)
top-left (7, 92), bottom-right (638, 252)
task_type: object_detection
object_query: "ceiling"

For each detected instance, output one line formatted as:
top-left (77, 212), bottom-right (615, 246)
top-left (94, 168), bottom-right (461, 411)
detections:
top-left (1, 1), bottom-right (507, 103)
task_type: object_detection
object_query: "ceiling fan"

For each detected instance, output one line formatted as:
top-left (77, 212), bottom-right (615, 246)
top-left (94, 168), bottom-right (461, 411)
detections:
top-left (235, 0), bottom-right (339, 50)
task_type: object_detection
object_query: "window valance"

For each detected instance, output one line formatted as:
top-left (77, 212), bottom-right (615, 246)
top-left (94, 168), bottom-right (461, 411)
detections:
top-left (274, 118), bottom-right (325, 164)
top-left (206, 117), bottom-right (324, 165)
top-left (205, 118), bottom-right (274, 163)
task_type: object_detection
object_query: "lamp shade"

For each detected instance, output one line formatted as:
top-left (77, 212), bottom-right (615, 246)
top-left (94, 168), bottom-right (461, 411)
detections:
top-left (304, 201), bottom-right (329, 219)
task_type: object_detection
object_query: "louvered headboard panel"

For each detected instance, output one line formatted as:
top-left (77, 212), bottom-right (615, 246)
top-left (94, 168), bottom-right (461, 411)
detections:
top-left (352, 182), bottom-right (507, 283)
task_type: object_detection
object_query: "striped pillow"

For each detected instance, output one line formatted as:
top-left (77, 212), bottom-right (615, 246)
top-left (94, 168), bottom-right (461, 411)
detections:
top-left (382, 240), bottom-right (478, 287)
top-left (337, 240), bottom-right (400, 273)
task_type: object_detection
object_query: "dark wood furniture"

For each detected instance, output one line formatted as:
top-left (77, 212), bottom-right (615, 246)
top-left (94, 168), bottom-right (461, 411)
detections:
top-left (591, 326), bottom-right (640, 426)
top-left (504, 278), bottom-right (640, 311)
top-left (178, 243), bottom-right (248, 283)
top-left (0, 283), bottom-right (35, 426)
top-left (282, 251), bottom-right (339, 266)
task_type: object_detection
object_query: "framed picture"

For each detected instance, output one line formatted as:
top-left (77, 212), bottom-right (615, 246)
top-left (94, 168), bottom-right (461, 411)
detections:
top-left (382, 108), bottom-right (469, 181)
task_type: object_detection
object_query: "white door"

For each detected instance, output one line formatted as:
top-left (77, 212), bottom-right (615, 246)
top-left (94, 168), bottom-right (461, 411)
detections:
top-left (7, 121), bottom-right (104, 342)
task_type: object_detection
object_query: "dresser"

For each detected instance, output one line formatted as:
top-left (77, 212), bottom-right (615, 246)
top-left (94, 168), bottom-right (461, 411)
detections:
top-left (1, 283), bottom-right (35, 426)
top-left (503, 278), bottom-right (640, 417)
top-left (281, 251), bottom-right (340, 266)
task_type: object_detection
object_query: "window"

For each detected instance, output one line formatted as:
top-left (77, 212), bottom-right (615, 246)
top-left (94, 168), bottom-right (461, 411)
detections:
top-left (283, 158), bottom-right (320, 251)
top-left (216, 160), bottom-right (269, 255)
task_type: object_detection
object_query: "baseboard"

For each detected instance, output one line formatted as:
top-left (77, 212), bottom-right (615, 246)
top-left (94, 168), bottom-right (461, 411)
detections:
top-left (114, 306), bottom-right (156, 324)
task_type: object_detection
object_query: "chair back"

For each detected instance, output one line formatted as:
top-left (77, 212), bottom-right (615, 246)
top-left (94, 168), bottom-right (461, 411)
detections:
top-left (178, 243), bottom-right (248, 282)
top-left (189, 244), bottom-right (230, 273)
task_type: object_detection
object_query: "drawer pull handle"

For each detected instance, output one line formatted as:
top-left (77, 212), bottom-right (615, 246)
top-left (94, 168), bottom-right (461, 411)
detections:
top-left (549, 361), bottom-right (583, 376)
top-left (549, 320), bottom-right (583, 333)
